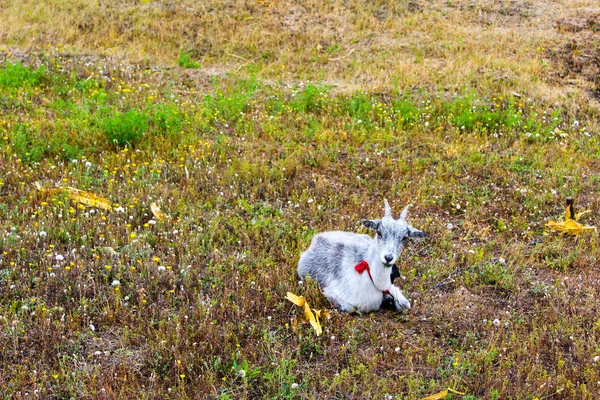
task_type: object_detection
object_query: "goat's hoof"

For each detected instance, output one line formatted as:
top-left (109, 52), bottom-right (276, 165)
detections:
top-left (396, 300), bottom-right (411, 310)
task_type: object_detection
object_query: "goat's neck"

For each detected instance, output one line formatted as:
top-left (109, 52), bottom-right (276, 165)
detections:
top-left (364, 240), bottom-right (387, 282)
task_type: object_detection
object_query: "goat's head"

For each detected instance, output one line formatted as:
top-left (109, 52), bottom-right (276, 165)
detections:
top-left (362, 199), bottom-right (427, 267)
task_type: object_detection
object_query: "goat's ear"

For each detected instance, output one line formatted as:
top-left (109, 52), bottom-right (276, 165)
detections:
top-left (362, 219), bottom-right (381, 231)
top-left (407, 226), bottom-right (427, 240)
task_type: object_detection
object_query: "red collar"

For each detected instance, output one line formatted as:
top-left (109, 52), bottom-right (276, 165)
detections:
top-left (354, 260), bottom-right (390, 295)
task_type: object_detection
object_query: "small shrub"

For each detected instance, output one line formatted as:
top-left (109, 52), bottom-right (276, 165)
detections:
top-left (341, 92), bottom-right (373, 120)
top-left (0, 62), bottom-right (46, 90)
top-left (290, 84), bottom-right (327, 114)
top-left (470, 261), bottom-right (514, 290)
top-left (48, 131), bottom-right (83, 161)
top-left (178, 51), bottom-right (201, 69)
top-left (151, 103), bottom-right (184, 136)
top-left (101, 109), bottom-right (148, 148)
top-left (11, 123), bottom-right (45, 162)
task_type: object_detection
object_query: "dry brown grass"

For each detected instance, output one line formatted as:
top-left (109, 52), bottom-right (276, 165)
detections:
top-left (1, 0), bottom-right (599, 103)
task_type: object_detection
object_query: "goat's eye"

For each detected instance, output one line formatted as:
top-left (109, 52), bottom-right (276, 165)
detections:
top-left (376, 230), bottom-right (382, 238)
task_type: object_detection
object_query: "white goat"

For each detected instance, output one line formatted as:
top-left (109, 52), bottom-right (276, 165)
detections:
top-left (297, 199), bottom-right (426, 313)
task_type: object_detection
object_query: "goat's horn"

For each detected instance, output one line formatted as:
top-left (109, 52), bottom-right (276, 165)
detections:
top-left (384, 199), bottom-right (392, 218)
top-left (400, 204), bottom-right (412, 220)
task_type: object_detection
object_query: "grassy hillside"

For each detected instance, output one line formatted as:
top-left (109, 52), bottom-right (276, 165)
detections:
top-left (1, 1), bottom-right (599, 398)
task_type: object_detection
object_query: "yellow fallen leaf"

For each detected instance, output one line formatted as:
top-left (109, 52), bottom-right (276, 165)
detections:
top-left (34, 182), bottom-right (58, 194)
top-left (285, 292), bottom-right (306, 307)
top-left (420, 390), bottom-right (449, 400)
top-left (305, 305), bottom-right (322, 336)
top-left (563, 201), bottom-right (591, 222)
top-left (546, 219), bottom-right (595, 235)
top-left (286, 292), bottom-right (324, 336)
top-left (65, 187), bottom-right (113, 210)
top-left (35, 182), bottom-right (112, 210)
top-left (546, 198), bottom-right (595, 236)
top-left (314, 309), bottom-right (330, 320)
top-left (150, 202), bottom-right (170, 221)
top-left (575, 210), bottom-right (591, 220)
top-left (419, 388), bottom-right (465, 400)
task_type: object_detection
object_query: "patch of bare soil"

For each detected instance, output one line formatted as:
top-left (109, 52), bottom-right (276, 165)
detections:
top-left (556, 10), bottom-right (600, 33)
top-left (443, 0), bottom-right (546, 27)
top-left (547, 11), bottom-right (600, 100)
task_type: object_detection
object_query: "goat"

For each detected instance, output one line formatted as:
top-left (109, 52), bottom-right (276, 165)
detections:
top-left (297, 199), bottom-right (426, 313)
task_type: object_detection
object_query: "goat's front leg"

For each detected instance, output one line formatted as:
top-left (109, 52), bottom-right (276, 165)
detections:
top-left (388, 285), bottom-right (411, 310)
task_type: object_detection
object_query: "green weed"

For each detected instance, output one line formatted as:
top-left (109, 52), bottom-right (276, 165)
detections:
top-left (0, 62), bottom-right (46, 90)
top-left (100, 109), bottom-right (149, 148)
top-left (151, 103), bottom-right (185, 138)
top-left (10, 123), bottom-right (46, 162)
top-left (178, 50), bottom-right (201, 69)
top-left (290, 84), bottom-right (327, 114)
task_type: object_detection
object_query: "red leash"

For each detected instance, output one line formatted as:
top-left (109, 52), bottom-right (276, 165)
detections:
top-left (354, 260), bottom-right (390, 295)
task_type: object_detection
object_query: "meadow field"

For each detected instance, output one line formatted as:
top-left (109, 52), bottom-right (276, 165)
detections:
top-left (1, 0), bottom-right (600, 398)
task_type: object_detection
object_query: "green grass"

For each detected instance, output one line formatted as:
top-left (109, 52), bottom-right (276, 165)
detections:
top-left (0, 54), bottom-right (599, 399)
top-left (0, 61), bottom-right (46, 89)
top-left (101, 108), bottom-right (149, 148)
top-left (178, 51), bottom-right (202, 69)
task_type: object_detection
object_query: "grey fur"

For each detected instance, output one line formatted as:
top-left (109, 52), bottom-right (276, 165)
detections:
top-left (297, 199), bottom-right (426, 313)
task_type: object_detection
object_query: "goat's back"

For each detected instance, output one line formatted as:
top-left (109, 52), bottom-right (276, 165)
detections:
top-left (297, 231), bottom-right (371, 287)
